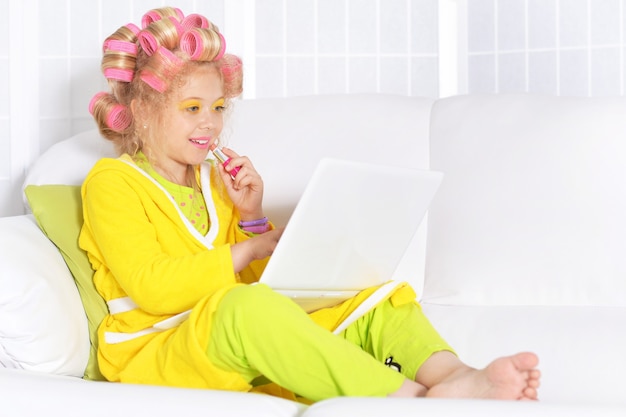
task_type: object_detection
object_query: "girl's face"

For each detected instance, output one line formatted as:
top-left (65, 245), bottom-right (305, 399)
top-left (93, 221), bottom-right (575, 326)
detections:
top-left (149, 64), bottom-right (225, 179)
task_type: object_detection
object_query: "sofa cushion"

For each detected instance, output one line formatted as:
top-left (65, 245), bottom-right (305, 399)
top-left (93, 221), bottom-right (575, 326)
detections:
top-left (426, 94), bottom-right (626, 306)
top-left (22, 129), bottom-right (116, 211)
top-left (0, 215), bottom-right (89, 376)
top-left (24, 185), bottom-right (107, 381)
top-left (0, 367), bottom-right (306, 417)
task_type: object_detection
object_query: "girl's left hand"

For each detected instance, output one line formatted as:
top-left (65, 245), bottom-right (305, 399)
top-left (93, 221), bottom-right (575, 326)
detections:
top-left (216, 147), bottom-right (265, 219)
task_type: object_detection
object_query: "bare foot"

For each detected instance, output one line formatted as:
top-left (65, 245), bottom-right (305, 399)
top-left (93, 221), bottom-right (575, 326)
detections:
top-left (426, 352), bottom-right (541, 400)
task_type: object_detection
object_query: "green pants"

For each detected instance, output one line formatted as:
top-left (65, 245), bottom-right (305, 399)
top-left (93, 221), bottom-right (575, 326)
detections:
top-left (206, 284), bottom-right (452, 402)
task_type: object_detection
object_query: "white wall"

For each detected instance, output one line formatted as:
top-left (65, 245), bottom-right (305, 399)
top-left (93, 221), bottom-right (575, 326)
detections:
top-left (252, 0), bottom-right (439, 98)
top-left (1, 0), bottom-right (625, 216)
top-left (465, 0), bottom-right (626, 96)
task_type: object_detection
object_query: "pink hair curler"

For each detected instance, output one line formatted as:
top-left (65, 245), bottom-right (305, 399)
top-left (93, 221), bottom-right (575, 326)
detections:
top-left (220, 54), bottom-right (242, 75)
top-left (157, 46), bottom-right (184, 72)
top-left (140, 46), bottom-right (184, 92)
top-left (180, 30), bottom-right (204, 60)
top-left (181, 14), bottom-right (209, 30)
top-left (107, 104), bottom-right (132, 131)
top-left (138, 31), bottom-right (158, 55)
top-left (104, 68), bottom-right (134, 82)
top-left (173, 8), bottom-right (184, 21)
top-left (214, 33), bottom-right (226, 61)
top-left (126, 23), bottom-right (141, 35)
top-left (181, 30), bottom-right (226, 62)
top-left (142, 10), bottom-right (163, 28)
top-left (103, 39), bottom-right (138, 55)
top-left (142, 8), bottom-right (184, 28)
top-left (168, 15), bottom-right (184, 36)
top-left (140, 71), bottom-right (167, 93)
top-left (88, 92), bottom-right (108, 115)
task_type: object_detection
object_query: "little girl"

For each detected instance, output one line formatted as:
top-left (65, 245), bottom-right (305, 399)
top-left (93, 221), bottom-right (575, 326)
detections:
top-left (81, 6), bottom-right (540, 402)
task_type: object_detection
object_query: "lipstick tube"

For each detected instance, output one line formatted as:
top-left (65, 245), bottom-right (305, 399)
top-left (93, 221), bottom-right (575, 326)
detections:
top-left (211, 146), bottom-right (241, 179)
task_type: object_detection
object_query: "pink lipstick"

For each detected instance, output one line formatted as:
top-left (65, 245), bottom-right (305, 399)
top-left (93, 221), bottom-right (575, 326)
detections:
top-left (210, 144), bottom-right (240, 179)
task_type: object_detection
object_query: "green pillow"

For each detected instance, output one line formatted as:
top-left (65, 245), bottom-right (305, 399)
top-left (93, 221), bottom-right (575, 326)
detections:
top-left (24, 184), bottom-right (106, 381)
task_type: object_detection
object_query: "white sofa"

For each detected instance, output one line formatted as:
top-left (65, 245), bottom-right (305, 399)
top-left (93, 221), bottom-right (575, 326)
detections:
top-left (2, 93), bottom-right (625, 416)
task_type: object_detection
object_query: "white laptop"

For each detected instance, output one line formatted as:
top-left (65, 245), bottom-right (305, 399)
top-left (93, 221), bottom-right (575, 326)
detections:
top-left (259, 158), bottom-right (443, 313)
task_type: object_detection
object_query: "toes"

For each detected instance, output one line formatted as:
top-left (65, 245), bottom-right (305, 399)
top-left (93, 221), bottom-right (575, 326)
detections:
top-left (527, 376), bottom-right (541, 389)
top-left (522, 386), bottom-right (538, 400)
top-left (512, 352), bottom-right (539, 370)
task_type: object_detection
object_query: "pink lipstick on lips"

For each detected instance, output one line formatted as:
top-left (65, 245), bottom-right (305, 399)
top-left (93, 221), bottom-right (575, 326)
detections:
top-left (190, 136), bottom-right (211, 149)
top-left (210, 144), bottom-right (241, 179)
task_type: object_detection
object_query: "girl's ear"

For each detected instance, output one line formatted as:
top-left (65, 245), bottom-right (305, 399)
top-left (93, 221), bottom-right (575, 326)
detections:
top-left (130, 98), bottom-right (142, 122)
top-left (130, 98), bottom-right (153, 128)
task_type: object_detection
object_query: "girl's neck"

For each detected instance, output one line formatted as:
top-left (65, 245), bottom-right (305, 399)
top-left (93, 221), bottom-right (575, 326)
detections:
top-left (153, 164), bottom-right (190, 187)
top-left (138, 150), bottom-right (192, 187)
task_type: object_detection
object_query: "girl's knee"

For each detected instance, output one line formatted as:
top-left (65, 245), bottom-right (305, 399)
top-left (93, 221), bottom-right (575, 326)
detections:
top-left (217, 284), bottom-right (296, 322)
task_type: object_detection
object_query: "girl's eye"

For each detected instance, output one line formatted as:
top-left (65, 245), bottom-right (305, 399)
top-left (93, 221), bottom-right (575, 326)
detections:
top-left (212, 98), bottom-right (226, 112)
top-left (178, 98), bottom-right (225, 113)
top-left (178, 100), bottom-right (202, 113)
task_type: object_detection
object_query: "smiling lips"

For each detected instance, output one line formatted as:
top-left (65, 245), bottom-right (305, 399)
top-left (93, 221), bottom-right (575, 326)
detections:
top-left (190, 137), bottom-right (211, 149)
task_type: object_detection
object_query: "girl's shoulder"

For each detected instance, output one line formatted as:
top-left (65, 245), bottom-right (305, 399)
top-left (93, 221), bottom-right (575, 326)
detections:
top-left (85, 154), bottom-right (141, 179)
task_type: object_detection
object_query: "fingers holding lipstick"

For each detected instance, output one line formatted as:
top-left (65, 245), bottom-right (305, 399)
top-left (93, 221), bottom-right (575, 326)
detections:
top-left (217, 147), bottom-right (264, 215)
top-left (219, 148), bottom-right (259, 186)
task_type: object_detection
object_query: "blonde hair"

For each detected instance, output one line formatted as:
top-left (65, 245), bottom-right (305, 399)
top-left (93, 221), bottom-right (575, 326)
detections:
top-left (89, 7), bottom-right (243, 156)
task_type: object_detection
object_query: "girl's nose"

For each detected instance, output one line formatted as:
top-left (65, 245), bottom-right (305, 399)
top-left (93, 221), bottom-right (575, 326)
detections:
top-left (200, 109), bottom-right (217, 129)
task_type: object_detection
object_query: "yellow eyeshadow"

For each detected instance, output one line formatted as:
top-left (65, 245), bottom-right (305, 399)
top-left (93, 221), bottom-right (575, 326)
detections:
top-left (178, 99), bottom-right (202, 110)
top-left (212, 98), bottom-right (225, 109)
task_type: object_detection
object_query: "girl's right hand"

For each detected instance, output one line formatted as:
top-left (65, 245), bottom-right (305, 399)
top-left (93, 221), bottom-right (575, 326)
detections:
top-left (231, 227), bottom-right (284, 272)
top-left (217, 148), bottom-right (265, 220)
